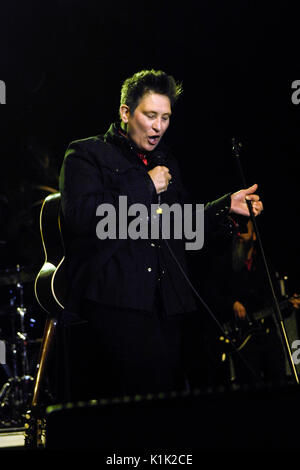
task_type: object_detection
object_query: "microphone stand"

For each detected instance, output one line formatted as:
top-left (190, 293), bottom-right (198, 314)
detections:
top-left (155, 153), bottom-right (263, 383)
top-left (232, 138), bottom-right (299, 386)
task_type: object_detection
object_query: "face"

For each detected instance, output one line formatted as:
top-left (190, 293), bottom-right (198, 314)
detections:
top-left (120, 92), bottom-right (172, 152)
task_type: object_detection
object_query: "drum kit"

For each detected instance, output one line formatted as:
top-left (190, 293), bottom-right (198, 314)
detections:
top-left (0, 264), bottom-right (45, 426)
top-left (0, 180), bottom-right (59, 427)
top-left (0, 143), bottom-right (61, 428)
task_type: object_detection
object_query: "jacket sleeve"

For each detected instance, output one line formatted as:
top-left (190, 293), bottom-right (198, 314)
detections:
top-left (59, 140), bottom-right (156, 236)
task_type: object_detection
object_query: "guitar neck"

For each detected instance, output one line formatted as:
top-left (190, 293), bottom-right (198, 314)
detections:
top-left (252, 298), bottom-right (291, 322)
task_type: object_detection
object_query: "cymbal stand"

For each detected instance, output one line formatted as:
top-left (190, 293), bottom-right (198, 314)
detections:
top-left (16, 280), bottom-right (30, 378)
top-left (0, 279), bottom-right (34, 426)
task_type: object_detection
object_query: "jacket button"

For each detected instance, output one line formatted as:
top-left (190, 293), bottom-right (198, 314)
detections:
top-left (147, 267), bottom-right (152, 272)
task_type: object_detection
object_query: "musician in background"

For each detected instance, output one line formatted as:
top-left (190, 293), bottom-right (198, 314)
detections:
top-left (206, 220), bottom-right (300, 386)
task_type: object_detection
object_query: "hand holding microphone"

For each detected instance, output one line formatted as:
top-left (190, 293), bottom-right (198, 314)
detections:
top-left (148, 165), bottom-right (172, 194)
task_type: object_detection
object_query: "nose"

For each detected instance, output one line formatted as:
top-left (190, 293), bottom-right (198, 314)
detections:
top-left (152, 117), bottom-right (162, 133)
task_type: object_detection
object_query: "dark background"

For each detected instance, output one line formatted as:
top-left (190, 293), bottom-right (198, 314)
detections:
top-left (0, 0), bottom-right (299, 294)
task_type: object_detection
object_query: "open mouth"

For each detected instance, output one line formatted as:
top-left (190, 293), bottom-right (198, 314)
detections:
top-left (148, 135), bottom-right (160, 145)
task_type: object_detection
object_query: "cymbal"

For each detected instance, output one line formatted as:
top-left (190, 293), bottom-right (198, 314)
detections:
top-left (0, 265), bottom-right (37, 286)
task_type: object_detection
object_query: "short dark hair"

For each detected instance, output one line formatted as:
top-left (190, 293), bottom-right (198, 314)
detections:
top-left (120, 69), bottom-right (183, 114)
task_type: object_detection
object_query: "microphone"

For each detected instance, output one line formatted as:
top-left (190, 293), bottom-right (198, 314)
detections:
top-left (151, 152), bottom-right (168, 208)
top-left (150, 151), bottom-right (168, 169)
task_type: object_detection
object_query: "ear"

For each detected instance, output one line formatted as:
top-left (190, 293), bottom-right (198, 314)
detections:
top-left (119, 104), bottom-right (130, 124)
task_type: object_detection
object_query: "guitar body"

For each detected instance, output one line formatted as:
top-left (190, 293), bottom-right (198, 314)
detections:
top-left (220, 319), bottom-right (267, 352)
top-left (34, 193), bottom-right (66, 317)
top-left (220, 298), bottom-right (294, 353)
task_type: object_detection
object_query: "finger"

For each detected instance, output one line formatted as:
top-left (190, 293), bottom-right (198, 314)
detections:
top-left (255, 201), bottom-right (264, 214)
top-left (290, 300), bottom-right (300, 309)
top-left (246, 194), bottom-right (260, 202)
top-left (252, 207), bottom-right (261, 217)
top-left (252, 201), bottom-right (263, 211)
top-left (244, 183), bottom-right (258, 195)
top-left (237, 305), bottom-right (246, 318)
top-left (238, 310), bottom-right (246, 319)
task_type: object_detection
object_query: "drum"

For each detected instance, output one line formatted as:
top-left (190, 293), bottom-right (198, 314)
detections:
top-left (0, 266), bottom-right (45, 387)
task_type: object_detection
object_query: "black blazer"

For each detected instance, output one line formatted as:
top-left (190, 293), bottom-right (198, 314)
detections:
top-left (59, 124), bottom-right (234, 316)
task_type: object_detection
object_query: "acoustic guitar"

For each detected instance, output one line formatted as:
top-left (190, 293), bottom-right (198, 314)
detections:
top-left (34, 192), bottom-right (66, 316)
top-left (25, 192), bottom-right (66, 448)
